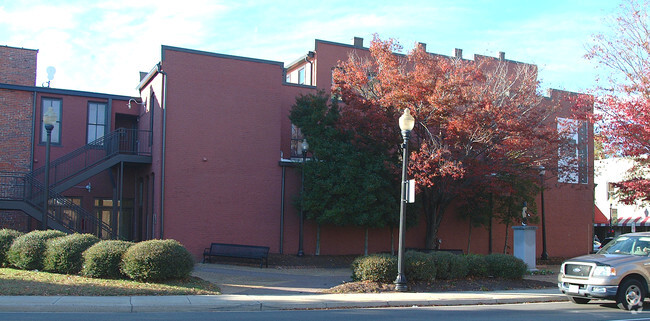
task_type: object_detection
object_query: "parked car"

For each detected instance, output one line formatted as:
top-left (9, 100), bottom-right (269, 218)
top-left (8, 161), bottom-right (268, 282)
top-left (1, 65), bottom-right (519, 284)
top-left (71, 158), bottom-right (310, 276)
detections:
top-left (592, 240), bottom-right (601, 253)
top-left (558, 232), bottom-right (650, 310)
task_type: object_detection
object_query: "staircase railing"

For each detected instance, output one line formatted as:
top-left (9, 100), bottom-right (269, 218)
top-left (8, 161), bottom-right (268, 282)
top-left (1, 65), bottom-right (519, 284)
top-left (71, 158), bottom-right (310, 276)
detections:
top-left (31, 129), bottom-right (152, 189)
top-left (0, 172), bottom-right (114, 238)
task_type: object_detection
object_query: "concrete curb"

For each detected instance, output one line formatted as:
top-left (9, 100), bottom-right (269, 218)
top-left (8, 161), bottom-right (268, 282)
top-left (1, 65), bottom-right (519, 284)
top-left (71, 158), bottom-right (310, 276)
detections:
top-left (0, 289), bottom-right (568, 313)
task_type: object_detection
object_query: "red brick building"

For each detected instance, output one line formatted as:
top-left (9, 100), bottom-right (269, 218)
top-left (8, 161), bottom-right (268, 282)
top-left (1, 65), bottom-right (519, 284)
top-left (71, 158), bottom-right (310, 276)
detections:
top-left (0, 38), bottom-right (594, 260)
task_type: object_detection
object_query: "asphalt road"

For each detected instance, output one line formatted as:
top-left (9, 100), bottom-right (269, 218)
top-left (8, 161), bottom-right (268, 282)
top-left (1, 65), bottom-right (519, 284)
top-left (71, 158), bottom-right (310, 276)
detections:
top-left (3, 301), bottom-right (650, 321)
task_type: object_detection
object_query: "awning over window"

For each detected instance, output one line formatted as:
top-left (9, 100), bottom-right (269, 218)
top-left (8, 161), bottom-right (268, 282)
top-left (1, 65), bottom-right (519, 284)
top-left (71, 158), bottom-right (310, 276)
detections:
top-left (595, 216), bottom-right (650, 227)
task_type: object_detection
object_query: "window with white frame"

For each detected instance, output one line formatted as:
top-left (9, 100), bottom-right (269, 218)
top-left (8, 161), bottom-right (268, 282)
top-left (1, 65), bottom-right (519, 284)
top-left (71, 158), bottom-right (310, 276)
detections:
top-left (298, 67), bottom-right (306, 85)
top-left (291, 124), bottom-right (307, 158)
top-left (557, 118), bottom-right (588, 184)
top-left (87, 102), bottom-right (107, 144)
top-left (41, 98), bottom-right (62, 144)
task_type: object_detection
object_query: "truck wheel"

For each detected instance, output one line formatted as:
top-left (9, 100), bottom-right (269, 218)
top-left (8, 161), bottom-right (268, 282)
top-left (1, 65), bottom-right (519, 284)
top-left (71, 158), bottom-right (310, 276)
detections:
top-left (568, 296), bottom-right (590, 304)
top-left (617, 279), bottom-right (645, 311)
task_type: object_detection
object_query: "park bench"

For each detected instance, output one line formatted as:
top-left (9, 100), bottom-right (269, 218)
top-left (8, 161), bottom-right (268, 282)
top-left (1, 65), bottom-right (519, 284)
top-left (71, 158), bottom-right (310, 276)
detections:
top-left (202, 243), bottom-right (270, 268)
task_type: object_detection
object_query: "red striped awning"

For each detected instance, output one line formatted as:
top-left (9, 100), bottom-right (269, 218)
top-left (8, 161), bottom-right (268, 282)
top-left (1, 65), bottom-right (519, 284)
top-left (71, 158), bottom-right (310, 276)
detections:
top-left (595, 216), bottom-right (650, 227)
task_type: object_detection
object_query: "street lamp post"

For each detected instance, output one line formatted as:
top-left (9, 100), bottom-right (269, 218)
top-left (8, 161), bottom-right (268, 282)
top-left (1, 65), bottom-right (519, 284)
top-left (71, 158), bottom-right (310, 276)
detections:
top-left (42, 107), bottom-right (57, 230)
top-left (538, 166), bottom-right (548, 260)
top-left (298, 138), bottom-right (309, 257)
top-left (395, 109), bottom-right (415, 292)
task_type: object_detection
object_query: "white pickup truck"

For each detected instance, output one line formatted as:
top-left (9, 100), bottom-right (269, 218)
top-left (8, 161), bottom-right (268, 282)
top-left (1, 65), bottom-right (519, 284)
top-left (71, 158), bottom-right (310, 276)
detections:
top-left (558, 232), bottom-right (650, 311)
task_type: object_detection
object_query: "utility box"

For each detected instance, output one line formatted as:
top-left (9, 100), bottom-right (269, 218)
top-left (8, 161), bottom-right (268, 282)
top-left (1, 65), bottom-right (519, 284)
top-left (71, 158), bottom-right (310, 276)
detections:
top-left (512, 225), bottom-right (537, 271)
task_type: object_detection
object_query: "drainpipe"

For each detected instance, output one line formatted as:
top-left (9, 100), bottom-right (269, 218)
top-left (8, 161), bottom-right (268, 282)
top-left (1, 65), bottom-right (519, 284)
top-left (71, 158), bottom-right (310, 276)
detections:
top-left (305, 51), bottom-right (315, 86)
top-left (158, 62), bottom-right (168, 239)
top-left (280, 165), bottom-right (286, 254)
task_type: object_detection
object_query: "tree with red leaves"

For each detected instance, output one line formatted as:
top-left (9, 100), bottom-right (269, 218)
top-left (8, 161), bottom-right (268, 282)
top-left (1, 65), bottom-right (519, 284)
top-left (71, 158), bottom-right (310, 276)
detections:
top-left (587, 0), bottom-right (650, 204)
top-left (334, 36), bottom-right (566, 249)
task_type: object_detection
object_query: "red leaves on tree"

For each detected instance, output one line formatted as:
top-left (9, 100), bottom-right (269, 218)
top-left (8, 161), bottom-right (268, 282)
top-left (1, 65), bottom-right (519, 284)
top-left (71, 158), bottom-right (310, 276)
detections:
top-left (332, 35), bottom-right (575, 248)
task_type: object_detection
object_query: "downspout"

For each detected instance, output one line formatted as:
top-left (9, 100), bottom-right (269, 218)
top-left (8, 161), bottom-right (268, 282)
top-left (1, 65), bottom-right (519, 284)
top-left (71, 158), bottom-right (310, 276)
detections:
top-left (158, 62), bottom-right (168, 239)
top-left (305, 51), bottom-right (315, 86)
top-left (280, 165), bottom-right (286, 254)
top-left (30, 90), bottom-right (37, 172)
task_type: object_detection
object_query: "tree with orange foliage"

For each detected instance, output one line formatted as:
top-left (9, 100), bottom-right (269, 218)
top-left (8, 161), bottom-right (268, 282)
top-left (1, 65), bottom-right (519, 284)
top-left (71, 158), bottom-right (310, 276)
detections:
top-left (587, 0), bottom-right (650, 204)
top-left (334, 36), bottom-right (565, 249)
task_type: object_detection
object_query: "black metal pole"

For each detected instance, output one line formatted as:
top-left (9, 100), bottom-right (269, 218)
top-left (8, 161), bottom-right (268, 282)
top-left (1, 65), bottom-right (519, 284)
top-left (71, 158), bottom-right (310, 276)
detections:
top-left (540, 173), bottom-right (548, 260)
top-left (42, 124), bottom-right (53, 230)
top-left (298, 150), bottom-right (306, 257)
top-left (395, 130), bottom-right (410, 292)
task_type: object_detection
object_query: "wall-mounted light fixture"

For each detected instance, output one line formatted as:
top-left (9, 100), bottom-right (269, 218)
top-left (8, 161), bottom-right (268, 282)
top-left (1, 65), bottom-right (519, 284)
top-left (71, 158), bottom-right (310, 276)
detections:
top-left (73, 182), bottom-right (92, 192)
top-left (127, 98), bottom-right (144, 109)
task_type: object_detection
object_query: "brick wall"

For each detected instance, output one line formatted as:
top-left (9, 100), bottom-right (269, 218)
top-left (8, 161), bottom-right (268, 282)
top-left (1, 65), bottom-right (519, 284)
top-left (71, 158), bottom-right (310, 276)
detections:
top-left (0, 46), bottom-right (38, 86)
top-left (0, 46), bottom-right (37, 231)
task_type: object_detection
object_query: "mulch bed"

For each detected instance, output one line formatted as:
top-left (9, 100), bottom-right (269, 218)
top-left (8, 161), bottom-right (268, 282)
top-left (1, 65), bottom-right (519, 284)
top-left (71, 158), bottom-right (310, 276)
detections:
top-left (265, 254), bottom-right (557, 293)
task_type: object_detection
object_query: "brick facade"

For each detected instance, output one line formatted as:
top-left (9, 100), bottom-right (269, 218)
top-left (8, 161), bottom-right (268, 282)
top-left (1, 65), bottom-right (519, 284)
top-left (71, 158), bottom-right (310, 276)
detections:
top-left (0, 46), bottom-right (38, 231)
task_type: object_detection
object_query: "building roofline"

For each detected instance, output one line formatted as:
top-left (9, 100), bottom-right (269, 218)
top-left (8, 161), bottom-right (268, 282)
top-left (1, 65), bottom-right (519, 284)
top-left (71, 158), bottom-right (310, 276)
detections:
top-left (161, 45), bottom-right (285, 67)
top-left (1, 45), bottom-right (38, 53)
top-left (136, 63), bottom-right (160, 92)
top-left (0, 83), bottom-right (137, 100)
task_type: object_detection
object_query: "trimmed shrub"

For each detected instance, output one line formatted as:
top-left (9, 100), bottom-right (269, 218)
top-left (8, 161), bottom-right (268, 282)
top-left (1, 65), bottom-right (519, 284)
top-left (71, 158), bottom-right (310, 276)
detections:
top-left (6, 230), bottom-right (66, 270)
top-left (82, 240), bottom-right (134, 279)
top-left (0, 229), bottom-right (23, 267)
top-left (429, 251), bottom-right (453, 280)
top-left (351, 254), bottom-right (397, 283)
top-left (121, 239), bottom-right (194, 282)
top-left (465, 254), bottom-right (489, 278)
top-left (404, 251), bottom-right (436, 282)
top-left (43, 233), bottom-right (100, 274)
top-left (485, 253), bottom-right (527, 279)
top-left (447, 253), bottom-right (469, 279)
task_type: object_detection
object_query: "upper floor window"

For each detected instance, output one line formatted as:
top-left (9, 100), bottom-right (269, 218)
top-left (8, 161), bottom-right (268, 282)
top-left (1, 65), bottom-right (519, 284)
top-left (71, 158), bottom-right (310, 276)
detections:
top-left (298, 67), bottom-right (306, 85)
top-left (557, 118), bottom-right (588, 184)
top-left (87, 102), bottom-right (107, 144)
top-left (41, 98), bottom-right (61, 144)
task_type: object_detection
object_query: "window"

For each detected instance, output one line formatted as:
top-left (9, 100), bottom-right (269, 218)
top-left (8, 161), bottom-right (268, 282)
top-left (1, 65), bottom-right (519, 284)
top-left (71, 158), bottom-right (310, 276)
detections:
top-left (87, 102), bottom-right (107, 144)
top-left (298, 67), bottom-right (306, 85)
top-left (41, 98), bottom-right (62, 144)
top-left (291, 124), bottom-right (307, 158)
top-left (557, 118), bottom-right (588, 184)
top-left (607, 182), bottom-right (616, 200)
top-left (94, 198), bottom-right (134, 240)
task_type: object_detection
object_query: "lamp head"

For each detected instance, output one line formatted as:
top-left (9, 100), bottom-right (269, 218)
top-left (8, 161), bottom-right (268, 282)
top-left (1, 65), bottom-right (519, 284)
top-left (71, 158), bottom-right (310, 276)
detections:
top-left (538, 165), bottom-right (546, 176)
top-left (301, 138), bottom-right (309, 152)
top-left (399, 109), bottom-right (415, 132)
top-left (43, 107), bottom-right (57, 127)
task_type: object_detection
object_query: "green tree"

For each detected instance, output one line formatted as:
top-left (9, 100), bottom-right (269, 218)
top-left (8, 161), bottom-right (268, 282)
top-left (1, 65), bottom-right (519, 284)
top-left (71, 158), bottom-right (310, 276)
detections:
top-left (290, 92), bottom-right (400, 254)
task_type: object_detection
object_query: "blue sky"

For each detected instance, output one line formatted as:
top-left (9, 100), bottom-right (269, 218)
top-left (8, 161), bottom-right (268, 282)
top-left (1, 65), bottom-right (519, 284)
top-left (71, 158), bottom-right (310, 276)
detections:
top-left (0, 0), bottom-right (620, 96)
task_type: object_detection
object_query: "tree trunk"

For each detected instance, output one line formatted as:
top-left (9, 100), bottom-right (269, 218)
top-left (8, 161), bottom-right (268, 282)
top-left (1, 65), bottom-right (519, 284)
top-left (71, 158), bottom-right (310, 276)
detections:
top-left (467, 218), bottom-right (472, 254)
top-left (423, 190), bottom-right (450, 249)
top-left (364, 227), bottom-right (369, 256)
top-left (315, 224), bottom-right (320, 256)
top-left (390, 225), bottom-right (395, 256)
top-left (503, 222), bottom-right (510, 254)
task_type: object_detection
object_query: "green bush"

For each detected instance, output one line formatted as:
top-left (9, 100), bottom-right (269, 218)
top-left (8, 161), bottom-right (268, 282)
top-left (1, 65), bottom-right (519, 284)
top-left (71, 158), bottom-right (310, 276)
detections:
top-left (465, 254), bottom-right (489, 278)
top-left (351, 254), bottom-right (397, 283)
top-left (0, 229), bottom-right (23, 267)
top-left (429, 251), bottom-right (453, 280)
top-left (82, 240), bottom-right (134, 279)
top-left (404, 251), bottom-right (436, 282)
top-left (121, 239), bottom-right (194, 282)
top-left (485, 253), bottom-right (527, 279)
top-left (447, 253), bottom-right (469, 279)
top-left (6, 230), bottom-right (66, 270)
top-left (43, 233), bottom-right (100, 274)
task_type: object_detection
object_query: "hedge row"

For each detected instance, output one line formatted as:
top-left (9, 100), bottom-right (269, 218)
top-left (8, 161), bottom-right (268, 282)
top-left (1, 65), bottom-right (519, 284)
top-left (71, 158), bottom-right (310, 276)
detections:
top-left (352, 251), bottom-right (527, 283)
top-left (0, 229), bottom-right (194, 282)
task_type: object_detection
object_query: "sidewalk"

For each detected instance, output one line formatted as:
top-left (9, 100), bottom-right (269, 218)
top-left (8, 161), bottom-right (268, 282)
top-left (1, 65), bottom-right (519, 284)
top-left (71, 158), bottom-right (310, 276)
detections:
top-left (0, 263), bottom-right (567, 312)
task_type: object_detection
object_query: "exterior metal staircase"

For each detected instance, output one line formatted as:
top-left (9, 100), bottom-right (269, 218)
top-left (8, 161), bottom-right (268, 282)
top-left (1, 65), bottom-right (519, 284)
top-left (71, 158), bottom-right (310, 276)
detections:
top-left (0, 129), bottom-right (152, 238)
